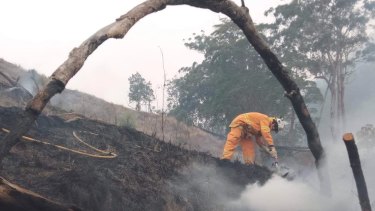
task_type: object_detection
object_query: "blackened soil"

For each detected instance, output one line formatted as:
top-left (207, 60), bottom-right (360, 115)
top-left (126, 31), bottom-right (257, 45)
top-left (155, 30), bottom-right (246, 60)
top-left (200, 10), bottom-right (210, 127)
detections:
top-left (0, 106), bottom-right (272, 211)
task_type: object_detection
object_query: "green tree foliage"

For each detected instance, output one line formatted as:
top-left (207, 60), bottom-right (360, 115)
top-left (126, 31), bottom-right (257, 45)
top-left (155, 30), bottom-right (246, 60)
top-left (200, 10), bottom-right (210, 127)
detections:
top-left (168, 19), bottom-right (322, 135)
top-left (128, 72), bottom-right (155, 111)
top-left (263, 0), bottom-right (375, 138)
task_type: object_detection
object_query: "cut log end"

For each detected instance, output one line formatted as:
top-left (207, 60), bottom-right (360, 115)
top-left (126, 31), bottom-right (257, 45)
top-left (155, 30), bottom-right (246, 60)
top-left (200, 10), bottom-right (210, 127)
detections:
top-left (343, 133), bottom-right (354, 142)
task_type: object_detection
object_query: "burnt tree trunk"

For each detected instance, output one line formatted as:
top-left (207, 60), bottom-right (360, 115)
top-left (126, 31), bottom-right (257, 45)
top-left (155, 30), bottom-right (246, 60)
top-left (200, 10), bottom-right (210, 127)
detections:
top-left (0, 0), bottom-right (330, 192)
top-left (343, 133), bottom-right (372, 211)
top-left (338, 65), bottom-right (346, 133)
top-left (327, 55), bottom-right (347, 140)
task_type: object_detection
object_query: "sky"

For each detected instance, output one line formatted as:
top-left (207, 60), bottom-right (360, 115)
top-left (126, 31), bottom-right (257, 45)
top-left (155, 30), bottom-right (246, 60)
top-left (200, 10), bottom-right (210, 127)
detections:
top-left (0, 0), bottom-right (285, 110)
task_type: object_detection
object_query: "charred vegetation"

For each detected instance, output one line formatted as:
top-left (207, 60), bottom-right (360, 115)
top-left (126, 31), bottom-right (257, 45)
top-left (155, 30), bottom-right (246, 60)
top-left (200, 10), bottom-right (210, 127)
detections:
top-left (0, 106), bottom-right (272, 210)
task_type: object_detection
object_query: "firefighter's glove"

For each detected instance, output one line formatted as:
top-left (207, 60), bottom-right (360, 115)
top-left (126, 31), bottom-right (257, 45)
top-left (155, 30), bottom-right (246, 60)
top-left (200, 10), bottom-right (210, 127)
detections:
top-left (268, 145), bottom-right (278, 159)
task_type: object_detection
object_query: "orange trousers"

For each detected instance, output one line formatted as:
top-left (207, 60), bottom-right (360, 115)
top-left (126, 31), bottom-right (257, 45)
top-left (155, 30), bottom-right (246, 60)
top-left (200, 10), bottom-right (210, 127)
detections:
top-left (221, 126), bottom-right (261, 164)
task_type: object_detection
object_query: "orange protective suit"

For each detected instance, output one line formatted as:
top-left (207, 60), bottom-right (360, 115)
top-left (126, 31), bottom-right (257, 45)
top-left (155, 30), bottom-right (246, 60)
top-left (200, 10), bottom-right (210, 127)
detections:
top-left (221, 112), bottom-right (275, 164)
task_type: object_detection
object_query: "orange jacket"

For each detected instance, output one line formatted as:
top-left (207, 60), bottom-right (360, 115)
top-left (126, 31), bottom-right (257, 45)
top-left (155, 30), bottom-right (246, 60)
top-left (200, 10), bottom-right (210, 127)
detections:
top-left (229, 112), bottom-right (274, 146)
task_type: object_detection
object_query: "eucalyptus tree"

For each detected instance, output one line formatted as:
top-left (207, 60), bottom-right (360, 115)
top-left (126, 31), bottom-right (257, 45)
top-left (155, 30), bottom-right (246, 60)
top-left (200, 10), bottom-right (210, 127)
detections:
top-left (168, 19), bottom-right (322, 136)
top-left (263, 0), bottom-right (375, 139)
top-left (128, 72), bottom-right (155, 111)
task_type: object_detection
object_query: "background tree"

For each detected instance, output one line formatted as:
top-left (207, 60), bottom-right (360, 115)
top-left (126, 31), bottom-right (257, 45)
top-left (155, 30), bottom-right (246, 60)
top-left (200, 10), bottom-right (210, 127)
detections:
top-left (168, 19), bottom-right (323, 138)
top-left (264, 0), bottom-right (375, 139)
top-left (128, 72), bottom-right (155, 111)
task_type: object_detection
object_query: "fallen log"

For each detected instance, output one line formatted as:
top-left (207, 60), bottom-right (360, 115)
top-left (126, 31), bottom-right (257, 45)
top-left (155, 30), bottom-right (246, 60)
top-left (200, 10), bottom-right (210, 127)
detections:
top-left (343, 133), bottom-right (372, 211)
top-left (0, 177), bottom-right (81, 211)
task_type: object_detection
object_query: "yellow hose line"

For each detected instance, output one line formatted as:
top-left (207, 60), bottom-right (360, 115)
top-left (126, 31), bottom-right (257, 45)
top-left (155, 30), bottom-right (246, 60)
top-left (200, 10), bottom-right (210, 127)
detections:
top-left (72, 131), bottom-right (112, 155)
top-left (1, 128), bottom-right (117, 159)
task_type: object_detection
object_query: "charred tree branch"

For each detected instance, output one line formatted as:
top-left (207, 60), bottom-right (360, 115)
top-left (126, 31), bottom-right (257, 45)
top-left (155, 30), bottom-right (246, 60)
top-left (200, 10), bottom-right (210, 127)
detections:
top-left (343, 133), bottom-right (372, 211)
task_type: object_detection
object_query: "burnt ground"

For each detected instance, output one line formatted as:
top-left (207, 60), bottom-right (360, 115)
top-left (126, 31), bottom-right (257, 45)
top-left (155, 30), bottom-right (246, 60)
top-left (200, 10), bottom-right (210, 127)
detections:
top-left (0, 106), bottom-right (272, 211)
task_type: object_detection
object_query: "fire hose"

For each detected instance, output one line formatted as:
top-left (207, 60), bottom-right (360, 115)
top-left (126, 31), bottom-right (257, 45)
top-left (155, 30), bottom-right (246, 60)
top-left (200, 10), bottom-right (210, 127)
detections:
top-left (1, 128), bottom-right (117, 159)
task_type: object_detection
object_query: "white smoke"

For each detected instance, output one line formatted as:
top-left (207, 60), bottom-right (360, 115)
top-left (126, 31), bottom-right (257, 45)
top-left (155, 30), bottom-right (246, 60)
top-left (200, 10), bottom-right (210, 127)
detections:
top-left (173, 138), bottom-right (374, 210)
top-left (229, 139), bottom-right (375, 211)
top-left (232, 176), bottom-right (340, 211)
top-left (173, 63), bottom-right (375, 210)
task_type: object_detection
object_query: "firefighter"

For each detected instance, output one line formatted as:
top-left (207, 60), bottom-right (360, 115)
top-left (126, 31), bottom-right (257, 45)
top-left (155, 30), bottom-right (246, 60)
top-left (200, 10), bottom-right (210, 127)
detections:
top-left (221, 112), bottom-right (286, 165)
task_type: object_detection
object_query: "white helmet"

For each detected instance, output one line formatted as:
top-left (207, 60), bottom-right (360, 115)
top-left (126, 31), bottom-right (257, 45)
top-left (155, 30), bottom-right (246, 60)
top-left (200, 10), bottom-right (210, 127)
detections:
top-left (276, 118), bottom-right (286, 131)
top-left (271, 117), bottom-right (286, 132)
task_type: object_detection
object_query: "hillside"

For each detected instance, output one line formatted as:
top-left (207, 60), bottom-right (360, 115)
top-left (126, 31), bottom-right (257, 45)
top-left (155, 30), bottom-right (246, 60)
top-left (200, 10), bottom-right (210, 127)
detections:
top-left (0, 58), bottom-right (224, 157)
top-left (0, 58), bottom-right (277, 210)
top-left (0, 58), bottom-right (316, 172)
top-left (0, 105), bottom-right (272, 210)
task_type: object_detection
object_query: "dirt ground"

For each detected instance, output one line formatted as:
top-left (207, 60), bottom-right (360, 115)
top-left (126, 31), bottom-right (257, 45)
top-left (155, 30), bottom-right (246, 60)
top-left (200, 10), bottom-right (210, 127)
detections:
top-left (0, 106), bottom-right (272, 211)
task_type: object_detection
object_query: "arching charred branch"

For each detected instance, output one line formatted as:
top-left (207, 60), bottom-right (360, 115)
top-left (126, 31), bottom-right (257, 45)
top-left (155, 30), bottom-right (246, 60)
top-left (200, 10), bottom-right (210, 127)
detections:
top-left (1, 0), bottom-right (329, 192)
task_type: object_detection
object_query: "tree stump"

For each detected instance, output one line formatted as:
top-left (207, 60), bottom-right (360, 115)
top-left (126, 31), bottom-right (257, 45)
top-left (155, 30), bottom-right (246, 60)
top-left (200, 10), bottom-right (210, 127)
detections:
top-left (343, 133), bottom-right (372, 211)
